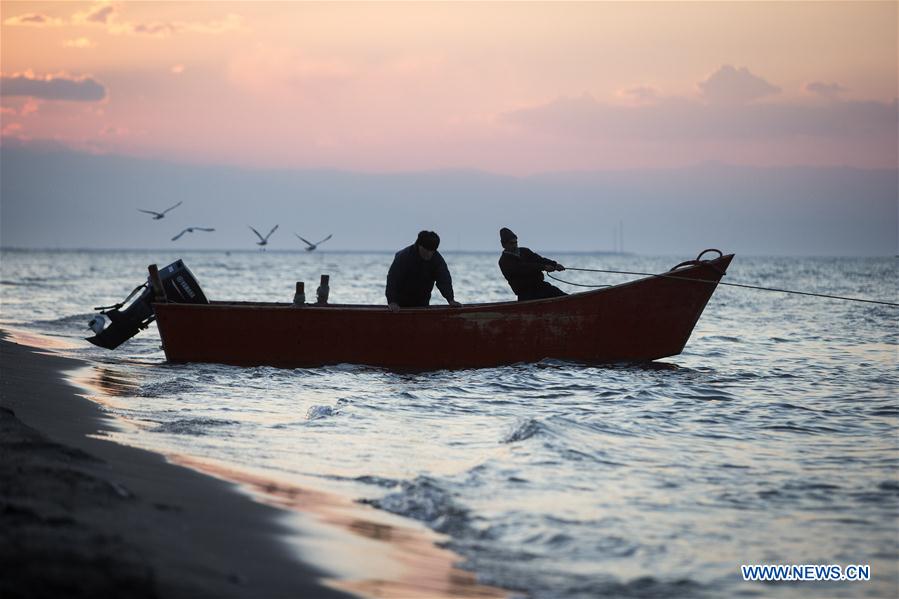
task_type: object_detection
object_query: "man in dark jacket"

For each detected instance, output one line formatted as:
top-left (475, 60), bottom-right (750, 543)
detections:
top-left (498, 227), bottom-right (567, 301)
top-left (386, 230), bottom-right (461, 311)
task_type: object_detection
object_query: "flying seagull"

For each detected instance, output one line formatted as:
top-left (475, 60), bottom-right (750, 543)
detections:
top-left (138, 201), bottom-right (183, 220)
top-left (249, 224), bottom-right (279, 246)
top-left (295, 233), bottom-right (333, 252)
top-left (171, 227), bottom-right (215, 241)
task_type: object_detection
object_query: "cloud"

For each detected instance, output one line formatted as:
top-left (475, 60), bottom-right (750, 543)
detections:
top-left (805, 81), bottom-right (847, 100)
top-left (504, 65), bottom-right (896, 144)
top-left (171, 64), bottom-right (186, 75)
top-left (2, 12), bottom-right (65, 27)
top-left (20, 98), bottom-right (40, 115)
top-left (62, 37), bottom-right (98, 49)
top-left (105, 12), bottom-right (244, 38)
top-left (698, 65), bottom-right (780, 105)
top-left (1, 122), bottom-right (24, 136)
top-left (618, 86), bottom-right (660, 104)
top-left (114, 21), bottom-right (176, 37)
top-left (0, 74), bottom-right (106, 102)
top-left (73, 2), bottom-right (117, 24)
top-left (4, 2), bottom-right (243, 38)
top-left (504, 92), bottom-right (897, 142)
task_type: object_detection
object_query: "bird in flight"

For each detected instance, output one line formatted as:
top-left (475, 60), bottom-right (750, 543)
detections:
top-left (171, 227), bottom-right (215, 241)
top-left (295, 233), bottom-right (333, 252)
top-left (249, 224), bottom-right (279, 247)
top-left (138, 201), bottom-right (183, 220)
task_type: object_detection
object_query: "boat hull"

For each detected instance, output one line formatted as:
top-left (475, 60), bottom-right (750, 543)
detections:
top-left (154, 255), bottom-right (733, 370)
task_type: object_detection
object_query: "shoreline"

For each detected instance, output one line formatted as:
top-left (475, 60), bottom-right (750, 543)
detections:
top-left (0, 330), bottom-right (509, 599)
top-left (0, 332), bottom-right (353, 599)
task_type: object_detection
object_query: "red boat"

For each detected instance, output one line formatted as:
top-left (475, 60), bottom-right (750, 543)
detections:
top-left (140, 252), bottom-right (732, 370)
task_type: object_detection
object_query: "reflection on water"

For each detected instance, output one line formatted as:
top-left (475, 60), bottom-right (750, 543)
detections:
top-left (5, 328), bottom-right (80, 351)
top-left (2, 250), bottom-right (897, 599)
top-left (88, 366), bottom-right (141, 397)
top-left (170, 454), bottom-right (507, 599)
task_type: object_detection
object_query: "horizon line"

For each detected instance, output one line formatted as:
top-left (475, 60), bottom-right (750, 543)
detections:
top-left (1, 247), bottom-right (896, 259)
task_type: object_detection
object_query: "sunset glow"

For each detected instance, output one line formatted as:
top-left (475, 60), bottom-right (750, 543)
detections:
top-left (2, 1), bottom-right (896, 174)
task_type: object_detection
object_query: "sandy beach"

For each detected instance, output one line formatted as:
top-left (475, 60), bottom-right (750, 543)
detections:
top-left (0, 331), bottom-right (512, 599)
top-left (0, 333), bottom-right (354, 599)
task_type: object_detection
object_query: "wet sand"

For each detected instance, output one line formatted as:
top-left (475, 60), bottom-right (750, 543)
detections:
top-left (0, 331), bottom-right (510, 599)
top-left (0, 333), bottom-right (353, 599)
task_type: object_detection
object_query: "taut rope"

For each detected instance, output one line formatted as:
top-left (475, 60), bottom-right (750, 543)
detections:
top-left (546, 249), bottom-right (899, 307)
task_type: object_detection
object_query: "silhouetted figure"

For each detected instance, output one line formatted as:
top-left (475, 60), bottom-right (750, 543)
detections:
top-left (386, 230), bottom-right (461, 311)
top-left (498, 227), bottom-right (567, 301)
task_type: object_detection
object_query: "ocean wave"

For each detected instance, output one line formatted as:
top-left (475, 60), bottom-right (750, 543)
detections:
top-left (0, 276), bottom-right (53, 287)
top-left (558, 447), bottom-right (623, 467)
top-left (306, 405), bottom-right (336, 420)
top-left (869, 406), bottom-right (899, 416)
top-left (361, 475), bottom-right (474, 537)
top-left (505, 415), bottom-right (629, 465)
top-left (760, 423), bottom-right (841, 435)
top-left (354, 475), bottom-right (400, 488)
top-left (137, 379), bottom-right (196, 397)
top-left (269, 421), bottom-right (305, 430)
top-left (570, 576), bottom-right (705, 599)
top-left (702, 335), bottom-right (742, 343)
top-left (682, 386), bottom-right (738, 402)
top-left (773, 401), bottom-right (818, 412)
top-left (152, 417), bottom-right (239, 435)
top-left (502, 418), bottom-right (545, 443)
top-left (474, 567), bottom-right (706, 599)
top-left (321, 473), bottom-right (400, 488)
top-left (32, 313), bottom-right (96, 329)
top-left (1, 279), bottom-right (39, 287)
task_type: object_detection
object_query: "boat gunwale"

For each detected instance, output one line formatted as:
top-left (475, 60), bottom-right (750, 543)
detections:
top-left (155, 254), bottom-right (734, 314)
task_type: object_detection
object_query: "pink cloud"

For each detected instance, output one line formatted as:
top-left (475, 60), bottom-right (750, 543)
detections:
top-left (805, 81), bottom-right (848, 100)
top-left (73, 2), bottom-right (117, 25)
top-left (0, 73), bottom-right (106, 102)
top-left (2, 12), bottom-right (65, 27)
top-left (504, 80), bottom-right (897, 145)
top-left (5, 2), bottom-right (243, 38)
top-left (1, 122), bottom-right (25, 136)
top-left (20, 98), bottom-right (40, 115)
top-left (698, 65), bottom-right (780, 105)
top-left (618, 86), bottom-right (661, 104)
top-left (106, 13), bottom-right (244, 38)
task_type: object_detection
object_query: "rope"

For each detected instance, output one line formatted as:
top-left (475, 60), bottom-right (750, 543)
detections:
top-left (557, 266), bottom-right (899, 307)
top-left (546, 273), bottom-right (609, 288)
top-left (93, 282), bottom-right (148, 312)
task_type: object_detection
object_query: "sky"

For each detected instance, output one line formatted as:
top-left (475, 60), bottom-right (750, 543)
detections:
top-left (0, 1), bottom-right (897, 254)
top-left (2, 1), bottom-right (896, 173)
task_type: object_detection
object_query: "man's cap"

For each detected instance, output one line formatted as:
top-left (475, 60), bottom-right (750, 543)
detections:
top-left (500, 227), bottom-right (517, 244)
top-left (416, 230), bottom-right (440, 251)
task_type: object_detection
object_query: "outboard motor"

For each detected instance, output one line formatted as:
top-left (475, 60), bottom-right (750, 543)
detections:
top-left (87, 259), bottom-right (207, 350)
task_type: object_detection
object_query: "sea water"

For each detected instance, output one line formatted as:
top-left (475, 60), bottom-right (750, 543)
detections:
top-left (1, 249), bottom-right (896, 598)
